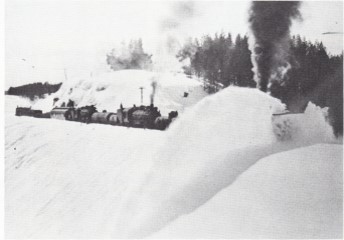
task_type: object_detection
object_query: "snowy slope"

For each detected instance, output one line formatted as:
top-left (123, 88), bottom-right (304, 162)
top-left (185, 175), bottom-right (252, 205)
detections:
top-left (152, 143), bottom-right (343, 238)
top-left (33, 70), bottom-right (207, 115)
top-left (113, 87), bottom-right (338, 238)
top-left (5, 86), bottom-right (341, 238)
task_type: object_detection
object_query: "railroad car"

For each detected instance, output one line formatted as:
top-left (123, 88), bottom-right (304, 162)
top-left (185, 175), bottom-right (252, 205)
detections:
top-left (90, 112), bottom-right (117, 124)
top-left (15, 107), bottom-right (43, 118)
top-left (50, 107), bottom-right (76, 120)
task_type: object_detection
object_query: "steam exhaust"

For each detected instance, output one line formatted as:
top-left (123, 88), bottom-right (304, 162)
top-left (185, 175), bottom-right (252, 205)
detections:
top-left (248, 1), bottom-right (301, 92)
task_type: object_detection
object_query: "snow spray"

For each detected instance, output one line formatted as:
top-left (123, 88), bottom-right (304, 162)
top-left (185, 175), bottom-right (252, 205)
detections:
top-left (115, 87), bottom-right (335, 238)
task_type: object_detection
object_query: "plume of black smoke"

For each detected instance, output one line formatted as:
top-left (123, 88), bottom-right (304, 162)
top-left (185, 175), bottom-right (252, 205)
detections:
top-left (248, 1), bottom-right (301, 92)
top-left (150, 81), bottom-right (157, 105)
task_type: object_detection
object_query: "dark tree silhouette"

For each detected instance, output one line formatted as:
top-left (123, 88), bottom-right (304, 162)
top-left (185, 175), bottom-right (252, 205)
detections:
top-left (6, 82), bottom-right (62, 100)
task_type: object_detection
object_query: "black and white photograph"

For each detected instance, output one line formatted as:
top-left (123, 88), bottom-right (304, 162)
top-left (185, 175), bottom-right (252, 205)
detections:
top-left (3, 0), bottom-right (343, 238)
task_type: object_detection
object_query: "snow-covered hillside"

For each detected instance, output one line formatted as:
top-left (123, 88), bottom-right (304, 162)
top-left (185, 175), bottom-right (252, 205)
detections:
top-left (33, 70), bottom-right (207, 115)
top-left (5, 83), bottom-right (342, 238)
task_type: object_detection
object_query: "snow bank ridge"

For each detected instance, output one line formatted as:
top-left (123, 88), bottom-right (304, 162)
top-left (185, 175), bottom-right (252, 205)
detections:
top-left (115, 87), bottom-right (336, 238)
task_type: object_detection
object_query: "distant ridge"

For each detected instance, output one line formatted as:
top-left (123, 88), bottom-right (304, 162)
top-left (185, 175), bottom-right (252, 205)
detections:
top-left (322, 32), bottom-right (343, 35)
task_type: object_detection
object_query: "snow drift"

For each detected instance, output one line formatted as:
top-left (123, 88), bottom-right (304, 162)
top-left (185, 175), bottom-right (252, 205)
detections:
top-left (33, 70), bottom-right (207, 115)
top-left (152, 143), bottom-right (343, 238)
top-left (6, 103), bottom-right (164, 238)
top-left (111, 87), bottom-right (337, 238)
top-left (5, 85), bottom-right (341, 238)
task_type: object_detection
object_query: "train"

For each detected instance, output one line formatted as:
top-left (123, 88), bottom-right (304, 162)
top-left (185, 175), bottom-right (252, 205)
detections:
top-left (15, 104), bottom-right (178, 130)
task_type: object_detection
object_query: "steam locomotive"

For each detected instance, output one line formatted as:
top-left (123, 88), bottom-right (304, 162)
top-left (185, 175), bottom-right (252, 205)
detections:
top-left (15, 104), bottom-right (178, 130)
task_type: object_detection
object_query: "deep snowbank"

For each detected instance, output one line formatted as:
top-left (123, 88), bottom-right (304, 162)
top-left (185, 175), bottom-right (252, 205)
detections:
top-left (33, 70), bottom-right (207, 115)
top-left (5, 112), bottom-right (164, 238)
top-left (112, 87), bottom-right (337, 238)
top-left (152, 143), bottom-right (343, 238)
top-left (5, 86), bottom-right (340, 238)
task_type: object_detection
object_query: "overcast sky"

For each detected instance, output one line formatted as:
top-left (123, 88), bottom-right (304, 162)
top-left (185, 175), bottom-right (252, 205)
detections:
top-left (5, 0), bottom-right (343, 88)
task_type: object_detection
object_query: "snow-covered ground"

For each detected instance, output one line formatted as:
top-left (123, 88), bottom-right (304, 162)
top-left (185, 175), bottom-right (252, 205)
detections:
top-left (152, 144), bottom-right (343, 239)
top-left (5, 74), bottom-right (343, 238)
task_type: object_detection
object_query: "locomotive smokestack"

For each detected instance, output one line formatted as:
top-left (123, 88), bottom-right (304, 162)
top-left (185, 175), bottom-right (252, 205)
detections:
top-left (248, 1), bottom-right (301, 92)
top-left (150, 81), bottom-right (157, 106)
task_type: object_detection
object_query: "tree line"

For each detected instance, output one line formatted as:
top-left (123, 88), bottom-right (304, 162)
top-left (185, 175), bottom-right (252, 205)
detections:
top-left (177, 33), bottom-right (343, 136)
top-left (6, 82), bottom-right (62, 100)
top-left (177, 33), bottom-right (255, 93)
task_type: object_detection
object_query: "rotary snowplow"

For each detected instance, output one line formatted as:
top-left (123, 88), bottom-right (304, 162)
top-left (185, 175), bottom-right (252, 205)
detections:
top-left (272, 111), bottom-right (304, 141)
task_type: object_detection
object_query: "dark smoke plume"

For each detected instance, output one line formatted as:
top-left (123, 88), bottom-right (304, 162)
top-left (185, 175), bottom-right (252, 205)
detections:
top-left (150, 81), bottom-right (157, 105)
top-left (248, 1), bottom-right (301, 92)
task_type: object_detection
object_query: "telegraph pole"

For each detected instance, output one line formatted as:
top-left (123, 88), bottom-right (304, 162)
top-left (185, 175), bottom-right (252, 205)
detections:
top-left (139, 87), bottom-right (144, 104)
